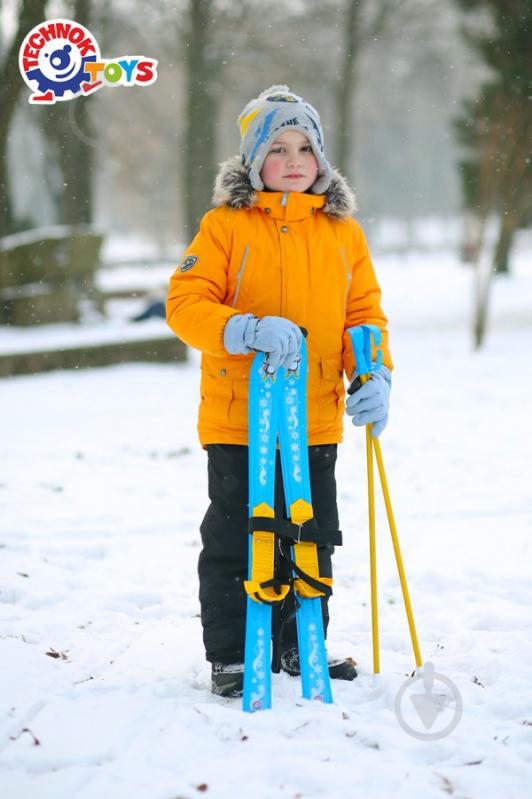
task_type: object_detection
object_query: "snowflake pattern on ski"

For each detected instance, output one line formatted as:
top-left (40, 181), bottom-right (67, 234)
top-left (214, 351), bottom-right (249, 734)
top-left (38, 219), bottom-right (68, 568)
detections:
top-left (257, 379), bottom-right (275, 487)
top-left (306, 623), bottom-right (326, 700)
top-left (250, 627), bottom-right (267, 710)
top-left (283, 377), bottom-right (302, 484)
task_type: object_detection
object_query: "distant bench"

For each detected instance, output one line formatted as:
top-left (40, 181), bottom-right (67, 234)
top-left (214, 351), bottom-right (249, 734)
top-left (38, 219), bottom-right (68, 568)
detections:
top-left (0, 329), bottom-right (185, 378)
top-left (0, 227), bottom-right (186, 377)
top-left (0, 225), bottom-right (107, 325)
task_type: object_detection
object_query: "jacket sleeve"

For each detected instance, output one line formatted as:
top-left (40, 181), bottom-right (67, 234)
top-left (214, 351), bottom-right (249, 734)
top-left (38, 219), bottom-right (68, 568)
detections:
top-left (342, 220), bottom-right (393, 379)
top-left (166, 208), bottom-right (240, 356)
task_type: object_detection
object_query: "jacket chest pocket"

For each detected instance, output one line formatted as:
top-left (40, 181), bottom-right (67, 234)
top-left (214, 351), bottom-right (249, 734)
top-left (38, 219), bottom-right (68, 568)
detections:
top-left (229, 244), bottom-right (254, 310)
top-left (228, 244), bottom-right (281, 316)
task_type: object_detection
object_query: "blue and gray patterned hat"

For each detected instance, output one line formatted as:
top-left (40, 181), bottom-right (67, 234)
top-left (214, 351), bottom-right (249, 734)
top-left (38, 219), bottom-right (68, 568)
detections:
top-left (237, 85), bottom-right (332, 194)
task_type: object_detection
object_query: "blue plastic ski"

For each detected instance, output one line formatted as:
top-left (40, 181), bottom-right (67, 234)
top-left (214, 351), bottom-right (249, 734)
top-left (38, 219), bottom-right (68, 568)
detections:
top-left (243, 341), bottom-right (333, 711)
top-left (242, 353), bottom-right (280, 712)
top-left (278, 341), bottom-right (333, 704)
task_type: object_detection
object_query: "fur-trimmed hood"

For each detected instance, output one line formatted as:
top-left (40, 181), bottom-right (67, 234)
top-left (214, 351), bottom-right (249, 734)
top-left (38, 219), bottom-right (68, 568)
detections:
top-left (212, 155), bottom-right (357, 220)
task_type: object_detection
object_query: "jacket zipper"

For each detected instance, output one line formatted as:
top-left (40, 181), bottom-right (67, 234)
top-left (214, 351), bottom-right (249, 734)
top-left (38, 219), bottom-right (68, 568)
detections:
top-left (232, 244), bottom-right (250, 307)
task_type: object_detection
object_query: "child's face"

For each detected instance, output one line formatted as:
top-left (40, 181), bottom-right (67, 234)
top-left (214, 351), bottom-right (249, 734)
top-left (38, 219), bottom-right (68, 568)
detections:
top-left (260, 130), bottom-right (319, 193)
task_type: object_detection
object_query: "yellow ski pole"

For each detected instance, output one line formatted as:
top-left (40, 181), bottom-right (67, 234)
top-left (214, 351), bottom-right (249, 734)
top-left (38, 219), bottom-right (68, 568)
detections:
top-left (348, 324), bottom-right (423, 673)
top-left (372, 437), bottom-right (422, 668)
top-left (365, 421), bottom-right (380, 674)
top-left (348, 328), bottom-right (381, 673)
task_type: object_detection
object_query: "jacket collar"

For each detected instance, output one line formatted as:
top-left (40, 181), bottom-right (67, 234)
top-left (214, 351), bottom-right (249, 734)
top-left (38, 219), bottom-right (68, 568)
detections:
top-left (254, 190), bottom-right (325, 221)
top-left (212, 155), bottom-right (357, 220)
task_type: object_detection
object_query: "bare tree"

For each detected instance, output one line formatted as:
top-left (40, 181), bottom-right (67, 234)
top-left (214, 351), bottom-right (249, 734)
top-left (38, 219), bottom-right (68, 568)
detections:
top-left (334, 0), bottom-right (362, 178)
top-left (181, 0), bottom-right (221, 236)
top-left (454, 0), bottom-right (532, 347)
top-left (469, 90), bottom-right (532, 348)
top-left (37, 0), bottom-right (95, 226)
top-left (334, 0), bottom-right (406, 181)
top-left (0, 0), bottom-right (47, 236)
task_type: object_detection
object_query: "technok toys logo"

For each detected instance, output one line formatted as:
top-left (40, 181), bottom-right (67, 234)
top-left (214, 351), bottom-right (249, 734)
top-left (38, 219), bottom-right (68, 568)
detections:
top-left (19, 19), bottom-right (157, 104)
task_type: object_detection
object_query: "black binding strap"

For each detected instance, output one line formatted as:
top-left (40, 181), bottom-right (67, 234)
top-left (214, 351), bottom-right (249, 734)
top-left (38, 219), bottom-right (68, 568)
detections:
top-left (252, 577), bottom-right (288, 605)
top-left (251, 562), bottom-right (331, 606)
top-left (271, 590), bottom-right (300, 674)
top-left (287, 555), bottom-right (333, 598)
top-left (248, 516), bottom-right (342, 546)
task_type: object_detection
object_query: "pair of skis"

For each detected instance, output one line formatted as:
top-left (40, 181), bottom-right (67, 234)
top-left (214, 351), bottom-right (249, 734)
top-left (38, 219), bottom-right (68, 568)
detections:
top-left (242, 338), bottom-right (333, 712)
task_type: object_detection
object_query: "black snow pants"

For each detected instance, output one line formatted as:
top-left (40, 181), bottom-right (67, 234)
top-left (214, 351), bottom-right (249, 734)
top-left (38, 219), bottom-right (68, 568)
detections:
top-left (198, 443), bottom-right (339, 664)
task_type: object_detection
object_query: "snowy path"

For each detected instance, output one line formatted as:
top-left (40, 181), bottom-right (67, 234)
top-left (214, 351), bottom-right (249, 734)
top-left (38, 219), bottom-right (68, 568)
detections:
top-left (1, 253), bottom-right (532, 798)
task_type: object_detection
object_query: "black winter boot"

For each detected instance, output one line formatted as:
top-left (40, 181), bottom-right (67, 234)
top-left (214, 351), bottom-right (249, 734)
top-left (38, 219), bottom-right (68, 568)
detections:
top-left (280, 647), bottom-right (358, 681)
top-left (211, 662), bottom-right (244, 697)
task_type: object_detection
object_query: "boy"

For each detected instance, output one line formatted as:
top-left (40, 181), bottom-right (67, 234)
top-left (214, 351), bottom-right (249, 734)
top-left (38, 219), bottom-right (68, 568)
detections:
top-left (167, 85), bottom-right (392, 697)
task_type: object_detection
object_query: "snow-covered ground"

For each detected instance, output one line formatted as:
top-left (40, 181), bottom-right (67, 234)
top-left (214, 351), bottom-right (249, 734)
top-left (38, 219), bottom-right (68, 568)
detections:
top-left (1, 250), bottom-right (531, 799)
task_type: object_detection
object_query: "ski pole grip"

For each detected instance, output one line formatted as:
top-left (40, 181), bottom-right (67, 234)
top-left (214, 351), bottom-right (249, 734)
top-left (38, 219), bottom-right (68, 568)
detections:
top-left (347, 324), bottom-right (383, 393)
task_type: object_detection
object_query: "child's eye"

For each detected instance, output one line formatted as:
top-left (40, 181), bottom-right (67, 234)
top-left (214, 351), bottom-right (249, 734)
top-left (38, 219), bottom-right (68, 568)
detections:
top-left (270, 145), bottom-right (312, 154)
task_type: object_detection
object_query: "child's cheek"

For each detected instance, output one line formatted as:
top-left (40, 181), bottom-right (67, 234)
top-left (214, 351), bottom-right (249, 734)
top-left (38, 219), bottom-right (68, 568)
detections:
top-left (307, 156), bottom-right (319, 180)
top-left (261, 158), bottom-right (281, 184)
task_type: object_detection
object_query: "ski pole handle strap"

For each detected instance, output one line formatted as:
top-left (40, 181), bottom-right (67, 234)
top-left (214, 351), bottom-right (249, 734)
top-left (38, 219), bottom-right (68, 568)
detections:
top-left (347, 324), bottom-right (383, 378)
top-left (347, 375), bottom-right (363, 396)
top-left (248, 516), bottom-right (343, 547)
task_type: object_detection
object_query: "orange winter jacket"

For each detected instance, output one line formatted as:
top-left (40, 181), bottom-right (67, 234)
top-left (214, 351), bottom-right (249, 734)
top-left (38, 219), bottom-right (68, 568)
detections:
top-left (166, 156), bottom-right (392, 447)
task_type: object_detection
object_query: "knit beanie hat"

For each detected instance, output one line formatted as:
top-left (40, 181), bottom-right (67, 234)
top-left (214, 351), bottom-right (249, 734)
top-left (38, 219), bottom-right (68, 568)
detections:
top-left (237, 85), bottom-right (332, 194)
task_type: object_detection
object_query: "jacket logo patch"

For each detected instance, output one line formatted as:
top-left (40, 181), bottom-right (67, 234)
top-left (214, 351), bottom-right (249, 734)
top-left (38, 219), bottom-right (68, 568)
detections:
top-left (180, 255), bottom-right (198, 273)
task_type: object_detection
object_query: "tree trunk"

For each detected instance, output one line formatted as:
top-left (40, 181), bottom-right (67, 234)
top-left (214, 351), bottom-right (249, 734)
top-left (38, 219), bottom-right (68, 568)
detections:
top-left (37, 0), bottom-right (93, 226)
top-left (40, 101), bottom-right (94, 225)
top-left (472, 216), bottom-right (500, 350)
top-left (334, 0), bottom-right (361, 178)
top-left (0, 0), bottom-right (47, 236)
top-left (493, 211), bottom-right (519, 274)
top-left (182, 0), bottom-right (218, 238)
top-left (473, 256), bottom-right (491, 349)
top-left (64, 0), bottom-right (93, 225)
top-left (460, 210), bottom-right (482, 264)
